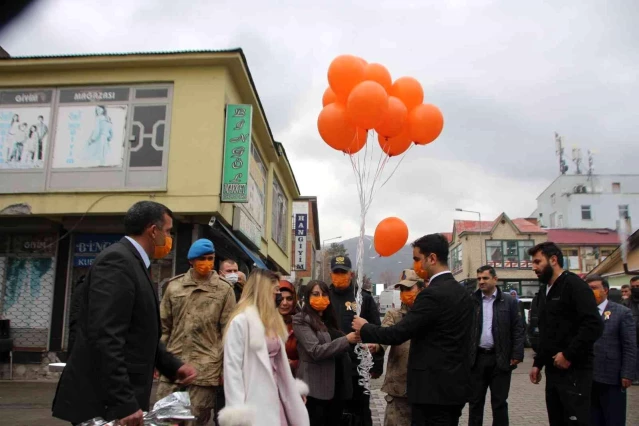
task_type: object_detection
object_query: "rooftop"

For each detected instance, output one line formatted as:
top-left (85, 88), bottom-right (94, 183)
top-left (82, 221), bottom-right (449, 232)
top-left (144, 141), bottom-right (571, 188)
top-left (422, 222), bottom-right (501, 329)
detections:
top-left (546, 228), bottom-right (620, 245)
top-left (453, 213), bottom-right (545, 237)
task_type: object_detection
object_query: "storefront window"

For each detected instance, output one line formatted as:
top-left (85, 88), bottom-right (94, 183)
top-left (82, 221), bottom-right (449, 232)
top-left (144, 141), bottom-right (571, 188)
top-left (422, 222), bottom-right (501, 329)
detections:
top-left (0, 233), bottom-right (57, 350)
top-left (486, 240), bottom-right (534, 269)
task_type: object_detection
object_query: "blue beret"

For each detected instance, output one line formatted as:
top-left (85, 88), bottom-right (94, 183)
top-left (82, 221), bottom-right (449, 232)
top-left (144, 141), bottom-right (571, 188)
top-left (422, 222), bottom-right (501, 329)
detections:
top-left (187, 239), bottom-right (215, 260)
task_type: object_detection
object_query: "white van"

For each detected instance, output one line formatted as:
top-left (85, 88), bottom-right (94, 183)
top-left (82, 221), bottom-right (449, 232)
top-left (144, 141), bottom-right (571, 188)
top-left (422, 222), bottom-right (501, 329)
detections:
top-left (379, 289), bottom-right (401, 315)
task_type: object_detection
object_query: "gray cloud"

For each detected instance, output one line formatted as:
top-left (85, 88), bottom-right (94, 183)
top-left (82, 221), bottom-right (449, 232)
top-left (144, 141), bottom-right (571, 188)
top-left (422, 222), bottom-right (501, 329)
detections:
top-left (1, 0), bottom-right (637, 243)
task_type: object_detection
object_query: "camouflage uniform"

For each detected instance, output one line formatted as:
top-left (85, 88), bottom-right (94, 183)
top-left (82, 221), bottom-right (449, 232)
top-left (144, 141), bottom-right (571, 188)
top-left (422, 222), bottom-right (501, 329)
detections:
top-left (157, 270), bottom-right (236, 425)
top-left (380, 305), bottom-right (412, 426)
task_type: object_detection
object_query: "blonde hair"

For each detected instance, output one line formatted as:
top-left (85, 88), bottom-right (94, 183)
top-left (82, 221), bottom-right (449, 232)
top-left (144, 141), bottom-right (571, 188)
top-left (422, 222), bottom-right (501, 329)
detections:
top-left (225, 268), bottom-right (288, 340)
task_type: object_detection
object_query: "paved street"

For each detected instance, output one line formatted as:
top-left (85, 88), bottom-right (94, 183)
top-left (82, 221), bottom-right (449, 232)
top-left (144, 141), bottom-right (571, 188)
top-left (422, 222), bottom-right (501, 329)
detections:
top-left (2, 349), bottom-right (638, 425)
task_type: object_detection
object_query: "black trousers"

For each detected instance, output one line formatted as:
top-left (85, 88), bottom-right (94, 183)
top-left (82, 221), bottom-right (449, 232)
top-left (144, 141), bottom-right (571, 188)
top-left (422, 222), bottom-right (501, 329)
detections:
top-left (545, 366), bottom-right (592, 426)
top-left (213, 385), bottom-right (225, 426)
top-left (468, 352), bottom-right (512, 426)
top-left (343, 375), bottom-right (373, 426)
top-left (411, 403), bottom-right (464, 426)
top-left (590, 380), bottom-right (627, 426)
top-left (306, 396), bottom-right (344, 426)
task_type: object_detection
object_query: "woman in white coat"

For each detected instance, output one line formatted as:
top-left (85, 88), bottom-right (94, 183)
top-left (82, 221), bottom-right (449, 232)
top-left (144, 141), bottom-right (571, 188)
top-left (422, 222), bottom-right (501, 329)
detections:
top-left (219, 268), bottom-right (310, 426)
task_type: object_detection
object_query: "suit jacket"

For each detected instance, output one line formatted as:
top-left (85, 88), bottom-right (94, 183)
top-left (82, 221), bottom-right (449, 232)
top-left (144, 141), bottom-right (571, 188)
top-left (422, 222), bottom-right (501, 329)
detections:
top-left (67, 275), bottom-right (86, 355)
top-left (593, 300), bottom-right (637, 385)
top-left (52, 238), bottom-right (183, 424)
top-left (359, 272), bottom-right (473, 406)
top-left (292, 312), bottom-right (352, 400)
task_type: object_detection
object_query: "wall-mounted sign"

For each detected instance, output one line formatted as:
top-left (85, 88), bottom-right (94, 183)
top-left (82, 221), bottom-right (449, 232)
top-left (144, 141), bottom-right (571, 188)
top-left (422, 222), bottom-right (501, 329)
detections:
top-left (73, 234), bottom-right (123, 267)
top-left (0, 90), bottom-right (53, 105)
top-left (294, 214), bottom-right (308, 270)
top-left (0, 107), bottom-right (51, 169)
top-left (221, 104), bottom-right (253, 202)
top-left (59, 88), bottom-right (130, 103)
top-left (233, 206), bottom-right (262, 249)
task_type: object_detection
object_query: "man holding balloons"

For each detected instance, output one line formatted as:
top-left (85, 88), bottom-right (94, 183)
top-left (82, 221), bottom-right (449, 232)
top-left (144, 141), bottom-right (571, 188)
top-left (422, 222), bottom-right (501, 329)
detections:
top-left (352, 234), bottom-right (474, 425)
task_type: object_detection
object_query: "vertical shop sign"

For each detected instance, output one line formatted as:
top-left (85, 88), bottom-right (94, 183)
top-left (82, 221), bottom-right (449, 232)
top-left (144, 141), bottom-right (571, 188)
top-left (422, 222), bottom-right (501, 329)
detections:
top-left (294, 214), bottom-right (308, 270)
top-left (221, 104), bottom-right (253, 202)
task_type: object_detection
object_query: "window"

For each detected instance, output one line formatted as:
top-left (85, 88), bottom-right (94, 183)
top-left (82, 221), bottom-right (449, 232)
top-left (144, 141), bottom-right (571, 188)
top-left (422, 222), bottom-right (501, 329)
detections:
top-left (0, 85), bottom-right (172, 193)
top-left (619, 205), bottom-right (629, 219)
top-left (486, 240), bottom-right (534, 268)
top-left (550, 212), bottom-right (556, 228)
top-left (581, 205), bottom-right (592, 220)
top-left (557, 214), bottom-right (564, 227)
top-left (450, 244), bottom-right (463, 274)
top-left (521, 281), bottom-right (540, 298)
top-left (248, 143), bottom-right (267, 236)
top-left (562, 249), bottom-right (579, 270)
top-left (271, 176), bottom-right (289, 250)
top-left (551, 193), bottom-right (556, 205)
top-left (612, 182), bottom-right (621, 193)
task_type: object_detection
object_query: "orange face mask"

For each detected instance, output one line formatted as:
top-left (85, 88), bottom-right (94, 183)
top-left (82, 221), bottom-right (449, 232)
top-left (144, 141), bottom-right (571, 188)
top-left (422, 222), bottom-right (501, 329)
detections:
top-left (309, 295), bottom-right (331, 312)
top-left (153, 235), bottom-right (173, 259)
top-left (331, 273), bottom-right (351, 289)
top-left (413, 260), bottom-right (429, 280)
top-left (400, 289), bottom-right (418, 307)
top-left (592, 289), bottom-right (605, 305)
top-left (193, 259), bottom-right (213, 276)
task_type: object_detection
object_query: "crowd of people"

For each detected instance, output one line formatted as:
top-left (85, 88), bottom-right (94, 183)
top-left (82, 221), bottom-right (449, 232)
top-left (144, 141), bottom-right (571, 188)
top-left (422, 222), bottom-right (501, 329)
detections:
top-left (51, 201), bottom-right (638, 426)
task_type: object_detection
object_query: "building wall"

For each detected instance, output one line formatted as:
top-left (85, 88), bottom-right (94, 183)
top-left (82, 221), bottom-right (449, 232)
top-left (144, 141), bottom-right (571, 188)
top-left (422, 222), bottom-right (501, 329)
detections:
top-left (536, 175), bottom-right (639, 230)
top-left (0, 57), bottom-right (298, 272)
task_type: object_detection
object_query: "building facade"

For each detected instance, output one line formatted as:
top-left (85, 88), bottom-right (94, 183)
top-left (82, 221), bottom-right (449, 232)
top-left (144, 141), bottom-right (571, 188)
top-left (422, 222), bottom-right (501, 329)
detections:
top-left (533, 174), bottom-right (639, 230)
top-left (283, 197), bottom-right (320, 289)
top-left (590, 228), bottom-right (639, 288)
top-left (546, 228), bottom-right (619, 274)
top-left (449, 213), bottom-right (547, 297)
top-left (0, 50), bottom-right (303, 374)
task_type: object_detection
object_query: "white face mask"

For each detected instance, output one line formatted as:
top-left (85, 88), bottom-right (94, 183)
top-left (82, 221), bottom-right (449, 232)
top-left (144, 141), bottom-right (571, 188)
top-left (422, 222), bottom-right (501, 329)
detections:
top-left (225, 272), bottom-right (239, 284)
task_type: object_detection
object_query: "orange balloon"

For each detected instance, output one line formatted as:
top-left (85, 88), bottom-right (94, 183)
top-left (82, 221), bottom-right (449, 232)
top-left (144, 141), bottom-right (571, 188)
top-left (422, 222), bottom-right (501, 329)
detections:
top-left (322, 87), bottom-right (337, 106)
top-left (374, 96), bottom-right (408, 138)
top-left (346, 81), bottom-right (389, 129)
top-left (377, 129), bottom-right (411, 157)
top-left (344, 128), bottom-right (368, 155)
top-left (374, 217), bottom-right (409, 257)
top-left (408, 104), bottom-right (444, 145)
top-left (389, 77), bottom-right (424, 111)
top-left (364, 63), bottom-right (392, 92)
top-left (328, 55), bottom-right (366, 102)
top-left (317, 103), bottom-right (356, 151)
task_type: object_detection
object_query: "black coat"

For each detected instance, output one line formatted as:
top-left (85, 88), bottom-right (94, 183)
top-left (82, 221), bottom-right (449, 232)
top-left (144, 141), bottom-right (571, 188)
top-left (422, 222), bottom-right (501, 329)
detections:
top-left (66, 275), bottom-right (87, 355)
top-left (52, 238), bottom-right (183, 424)
top-left (469, 287), bottom-right (525, 372)
top-left (329, 283), bottom-right (384, 376)
top-left (533, 271), bottom-right (603, 370)
top-left (359, 272), bottom-right (473, 406)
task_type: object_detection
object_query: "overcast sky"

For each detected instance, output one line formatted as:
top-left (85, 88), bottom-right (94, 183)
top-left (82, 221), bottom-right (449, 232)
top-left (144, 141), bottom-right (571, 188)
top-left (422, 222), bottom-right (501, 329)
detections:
top-left (1, 0), bottom-right (637, 243)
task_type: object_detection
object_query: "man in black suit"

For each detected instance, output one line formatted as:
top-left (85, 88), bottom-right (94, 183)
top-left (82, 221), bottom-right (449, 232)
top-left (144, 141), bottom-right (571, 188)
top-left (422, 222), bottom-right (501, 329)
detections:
top-left (585, 275), bottom-right (636, 426)
top-left (352, 233), bottom-right (473, 425)
top-left (52, 201), bottom-right (197, 425)
top-left (528, 242), bottom-right (603, 426)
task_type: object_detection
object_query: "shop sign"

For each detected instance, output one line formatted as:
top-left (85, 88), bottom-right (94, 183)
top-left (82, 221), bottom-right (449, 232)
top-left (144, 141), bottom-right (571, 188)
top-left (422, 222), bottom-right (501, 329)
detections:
top-left (0, 90), bottom-right (53, 105)
top-left (59, 87), bottom-right (130, 103)
top-left (294, 214), bottom-right (308, 270)
top-left (11, 234), bottom-right (57, 255)
top-left (74, 234), bottom-right (122, 254)
top-left (221, 104), bottom-right (253, 202)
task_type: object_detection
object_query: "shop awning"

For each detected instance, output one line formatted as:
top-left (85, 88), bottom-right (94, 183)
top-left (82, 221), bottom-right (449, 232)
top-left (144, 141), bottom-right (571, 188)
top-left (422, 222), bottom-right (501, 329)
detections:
top-left (217, 221), bottom-right (268, 269)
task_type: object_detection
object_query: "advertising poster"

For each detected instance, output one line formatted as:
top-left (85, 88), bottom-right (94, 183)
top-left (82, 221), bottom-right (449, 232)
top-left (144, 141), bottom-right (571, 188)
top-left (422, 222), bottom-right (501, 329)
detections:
top-left (0, 107), bottom-right (51, 169)
top-left (52, 105), bottom-right (128, 168)
top-left (221, 104), bottom-right (253, 202)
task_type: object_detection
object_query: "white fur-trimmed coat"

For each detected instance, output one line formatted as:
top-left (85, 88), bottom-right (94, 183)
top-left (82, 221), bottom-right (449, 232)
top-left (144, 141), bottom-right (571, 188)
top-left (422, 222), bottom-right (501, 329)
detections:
top-left (218, 306), bottom-right (310, 426)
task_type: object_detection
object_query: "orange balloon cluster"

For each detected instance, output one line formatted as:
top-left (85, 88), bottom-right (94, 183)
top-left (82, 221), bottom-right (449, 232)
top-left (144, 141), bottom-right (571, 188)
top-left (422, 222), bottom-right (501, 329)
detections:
top-left (318, 54), bottom-right (444, 156)
top-left (374, 217), bottom-right (409, 257)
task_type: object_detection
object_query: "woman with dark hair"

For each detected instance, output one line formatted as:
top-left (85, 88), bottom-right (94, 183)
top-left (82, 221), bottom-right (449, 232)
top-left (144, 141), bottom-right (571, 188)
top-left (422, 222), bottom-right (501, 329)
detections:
top-left (279, 280), bottom-right (300, 376)
top-left (293, 280), bottom-right (359, 426)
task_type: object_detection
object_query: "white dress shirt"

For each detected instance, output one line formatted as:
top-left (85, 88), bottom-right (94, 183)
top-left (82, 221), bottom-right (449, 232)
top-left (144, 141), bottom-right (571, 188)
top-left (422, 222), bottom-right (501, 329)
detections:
top-left (479, 288), bottom-right (498, 349)
top-left (597, 299), bottom-right (609, 316)
top-left (125, 236), bottom-right (151, 268)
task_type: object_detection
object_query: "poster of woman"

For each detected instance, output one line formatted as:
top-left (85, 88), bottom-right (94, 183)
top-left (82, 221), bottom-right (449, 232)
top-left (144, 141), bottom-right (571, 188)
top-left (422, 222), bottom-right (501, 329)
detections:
top-left (52, 104), bottom-right (128, 168)
top-left (0, 107), bottom-right (50, 169)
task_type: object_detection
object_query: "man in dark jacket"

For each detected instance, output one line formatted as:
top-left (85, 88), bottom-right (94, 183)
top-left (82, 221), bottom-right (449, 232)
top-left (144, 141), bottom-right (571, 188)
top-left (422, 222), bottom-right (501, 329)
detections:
top-left (353, 234), bottom-right (473, 425)
top-left (469, 266), bottom-right (525, 426)
top-left (52, 201), bottom-right (197, 425)
top-left (329, 255), bottom-right (382, 426)
top-left (629, 276), bottom-right (639, 385)
top-left (528, 242), bottom-right (603, 426)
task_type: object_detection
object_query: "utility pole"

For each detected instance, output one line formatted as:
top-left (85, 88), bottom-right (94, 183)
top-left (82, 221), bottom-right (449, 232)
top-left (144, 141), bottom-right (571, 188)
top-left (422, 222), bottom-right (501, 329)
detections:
top-left (572, 146), bottom-right (583, 175)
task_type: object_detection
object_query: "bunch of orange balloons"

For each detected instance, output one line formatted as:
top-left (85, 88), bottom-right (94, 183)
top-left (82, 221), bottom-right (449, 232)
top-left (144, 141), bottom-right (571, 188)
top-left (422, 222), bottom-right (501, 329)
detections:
top-left (318, 54), bottom-right (444, 157)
